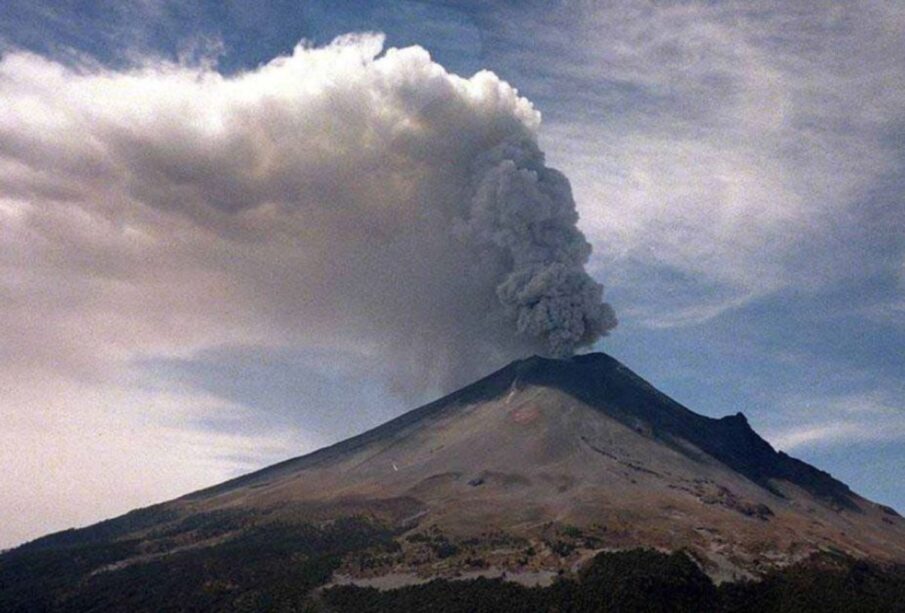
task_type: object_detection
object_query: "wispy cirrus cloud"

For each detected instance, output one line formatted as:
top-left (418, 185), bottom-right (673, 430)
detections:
top-left (479, 0), bottom-right (905, 327)
top-left (764, 391), bottom-right (905, 451)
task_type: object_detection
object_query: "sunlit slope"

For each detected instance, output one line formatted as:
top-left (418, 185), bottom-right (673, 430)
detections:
top-left (4, 353), bottom-right (904, 610)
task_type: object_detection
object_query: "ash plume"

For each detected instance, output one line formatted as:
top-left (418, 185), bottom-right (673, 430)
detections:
top-left (462, 137), bottom-right (616, 358)
top-left (0, 33), bottom-right (616, 397)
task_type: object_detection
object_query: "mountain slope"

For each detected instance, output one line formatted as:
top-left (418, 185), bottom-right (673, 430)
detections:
top-left (192, 353), bottom-right (853, 508)
top-left (3, 353), bottom-right (905, 610)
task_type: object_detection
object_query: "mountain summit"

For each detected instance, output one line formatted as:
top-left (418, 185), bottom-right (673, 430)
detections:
top-left (3, 353), bottom-right (905, 609)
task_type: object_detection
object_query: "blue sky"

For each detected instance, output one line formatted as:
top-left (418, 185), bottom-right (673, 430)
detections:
top-left (1, 1), bottom-right (903, 547)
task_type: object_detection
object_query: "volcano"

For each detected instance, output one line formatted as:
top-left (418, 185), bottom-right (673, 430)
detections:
top-left (3, 353), bottom-right (905, 610)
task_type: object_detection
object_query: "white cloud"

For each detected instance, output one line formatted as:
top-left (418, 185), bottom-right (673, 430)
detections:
top-left (0, 33), bottom-right (616, 545)
top-left (764, 392), bottom-right (905, 451)
top-left (511, 1), bottom-right (905, 326)
top-left (0, 32), bottom-right (613, 393)
top-left (0, 369), bottom-right (304, 549)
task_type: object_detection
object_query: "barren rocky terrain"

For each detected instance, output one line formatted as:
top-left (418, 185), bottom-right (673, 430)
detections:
top-left (3, 353), bottom-right (904, 610)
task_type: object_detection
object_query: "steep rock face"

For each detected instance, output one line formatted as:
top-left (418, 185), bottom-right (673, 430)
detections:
top-left (509, 354), bottom-right (856, 508)
top-left (4, 353), bottom-right (905, 607)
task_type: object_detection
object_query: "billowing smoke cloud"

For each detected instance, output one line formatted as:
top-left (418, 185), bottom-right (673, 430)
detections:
top-left (463, 138), bottom-right (615, 358)
top-left (0, 32), bottom-right (614, 395)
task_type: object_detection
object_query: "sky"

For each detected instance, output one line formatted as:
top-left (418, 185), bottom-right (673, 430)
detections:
top-left (0, 0), bottom-right (903, 549)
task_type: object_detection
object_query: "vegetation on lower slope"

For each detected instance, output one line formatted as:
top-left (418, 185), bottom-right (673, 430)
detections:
top-left (0, 515), bottom-right (399, 612)
top-left (320, 549), bottom-right (905, 613)
top-left (3, 522), bottom-right (905, 613)
top-left (720, 552), bottom-right (905, 613)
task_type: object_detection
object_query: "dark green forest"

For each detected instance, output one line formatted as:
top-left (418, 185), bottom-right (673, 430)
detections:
top-left (3, 520), bottom-right (905, 612)
top-left (0, 515), bottom-right (398, 612)
top-left (321, 549), bottom-right (905, 613)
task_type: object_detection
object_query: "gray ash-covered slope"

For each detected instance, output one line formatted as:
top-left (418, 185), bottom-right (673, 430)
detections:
top-left (197, 352), bottom-right (854, 512)
top-left (4, 352), bottom-right (905, 610)
top-left (504, 353), bottom-right (857, 508)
